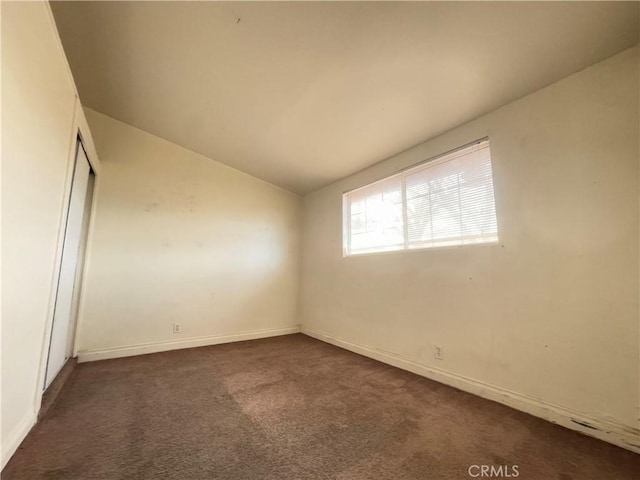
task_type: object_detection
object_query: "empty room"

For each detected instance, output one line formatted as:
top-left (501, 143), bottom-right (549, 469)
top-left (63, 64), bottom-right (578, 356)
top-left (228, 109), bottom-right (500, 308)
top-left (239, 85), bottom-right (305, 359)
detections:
top-left (2, 1), bottom-right (639, 479)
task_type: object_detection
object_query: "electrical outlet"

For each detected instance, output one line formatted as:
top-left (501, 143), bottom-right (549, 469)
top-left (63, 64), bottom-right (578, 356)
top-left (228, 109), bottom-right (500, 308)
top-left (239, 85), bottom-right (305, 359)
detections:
top-left (433, 345), bottom-right (444, 360)
top-left (173, 323), bottom-right (181, 334)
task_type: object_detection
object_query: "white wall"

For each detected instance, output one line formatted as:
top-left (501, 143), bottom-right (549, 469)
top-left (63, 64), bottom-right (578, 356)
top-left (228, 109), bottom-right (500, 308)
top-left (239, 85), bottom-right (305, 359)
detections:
top-left (1, 1), bottom-right (101, 467)
top-left (76, 109), bottom-right (301, 361)
top-left (301, 47), bottom-right (639, 450)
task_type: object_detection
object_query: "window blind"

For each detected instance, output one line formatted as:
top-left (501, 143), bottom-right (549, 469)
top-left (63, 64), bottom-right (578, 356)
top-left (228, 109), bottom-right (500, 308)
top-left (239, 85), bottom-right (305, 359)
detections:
top-left (343, 139), bottom-right (498, 256)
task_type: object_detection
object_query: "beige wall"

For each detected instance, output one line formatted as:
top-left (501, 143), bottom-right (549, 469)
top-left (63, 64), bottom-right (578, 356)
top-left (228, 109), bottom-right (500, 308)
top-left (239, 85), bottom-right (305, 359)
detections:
top-left (77, 109), bottom-right (301, 359)
top-left (301, 47), bottom-right (639, 449)
top-left (1, 1), bottom-right (101, 467)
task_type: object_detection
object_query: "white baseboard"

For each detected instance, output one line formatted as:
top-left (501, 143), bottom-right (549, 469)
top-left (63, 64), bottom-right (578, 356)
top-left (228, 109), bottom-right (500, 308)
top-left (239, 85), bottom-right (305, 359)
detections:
top-left (77, 326), bottom-right (301, 363)
top-left (301, 327), bottom-right (640, 454)
top-left (1, 409), bottom-right (37, 470)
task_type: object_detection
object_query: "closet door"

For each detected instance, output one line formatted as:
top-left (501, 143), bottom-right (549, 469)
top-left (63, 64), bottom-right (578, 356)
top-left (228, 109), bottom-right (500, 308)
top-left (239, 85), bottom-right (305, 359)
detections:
top-left (44, 141), bottom-right (91, 389)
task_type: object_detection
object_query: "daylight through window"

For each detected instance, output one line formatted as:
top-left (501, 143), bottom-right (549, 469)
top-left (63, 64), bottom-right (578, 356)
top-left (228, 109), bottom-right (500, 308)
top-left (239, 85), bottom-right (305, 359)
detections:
top-left (343, 139), bottom-right (498, 256)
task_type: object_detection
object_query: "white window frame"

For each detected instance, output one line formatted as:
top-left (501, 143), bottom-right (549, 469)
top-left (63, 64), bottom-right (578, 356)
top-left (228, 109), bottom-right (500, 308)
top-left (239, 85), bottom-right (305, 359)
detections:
top-left (342, 137), bottom-right (499, 257)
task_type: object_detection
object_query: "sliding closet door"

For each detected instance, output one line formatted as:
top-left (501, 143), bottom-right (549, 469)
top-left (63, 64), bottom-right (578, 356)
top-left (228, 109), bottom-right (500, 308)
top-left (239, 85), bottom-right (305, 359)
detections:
top-left (44, 140), bottom-right (91, 389)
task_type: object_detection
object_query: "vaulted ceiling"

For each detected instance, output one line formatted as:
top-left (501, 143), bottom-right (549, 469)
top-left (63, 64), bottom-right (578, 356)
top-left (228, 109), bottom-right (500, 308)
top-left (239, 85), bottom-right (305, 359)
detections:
top-left (51, 1), bottom-right (639, 194)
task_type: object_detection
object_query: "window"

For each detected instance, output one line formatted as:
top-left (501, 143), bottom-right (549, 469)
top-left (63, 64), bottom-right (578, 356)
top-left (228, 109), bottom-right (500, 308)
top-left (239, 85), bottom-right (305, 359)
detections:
top-left (343, 138), bottom-right (498, 256)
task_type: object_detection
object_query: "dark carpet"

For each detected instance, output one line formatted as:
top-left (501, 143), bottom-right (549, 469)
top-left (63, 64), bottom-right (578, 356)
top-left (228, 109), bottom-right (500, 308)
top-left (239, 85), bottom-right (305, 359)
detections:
top-left (3, 334), bottom-right (639, 479)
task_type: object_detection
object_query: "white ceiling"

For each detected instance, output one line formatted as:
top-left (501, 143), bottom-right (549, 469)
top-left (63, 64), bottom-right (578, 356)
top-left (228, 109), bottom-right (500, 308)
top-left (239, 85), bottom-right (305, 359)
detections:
top-left (51, 1), bottom-right (639, 194)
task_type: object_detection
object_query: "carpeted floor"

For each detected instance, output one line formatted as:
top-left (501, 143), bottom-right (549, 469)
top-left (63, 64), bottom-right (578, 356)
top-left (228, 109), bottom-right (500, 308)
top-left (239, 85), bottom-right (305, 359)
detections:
top-left (3, 334), bottom-right (639, 479)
